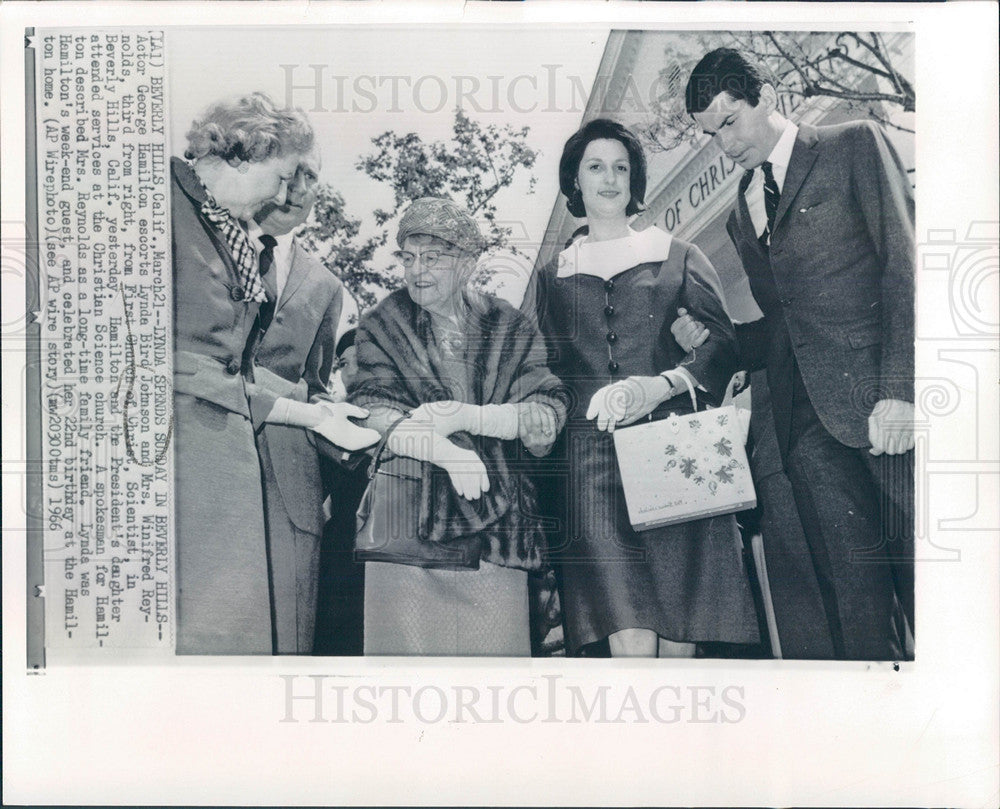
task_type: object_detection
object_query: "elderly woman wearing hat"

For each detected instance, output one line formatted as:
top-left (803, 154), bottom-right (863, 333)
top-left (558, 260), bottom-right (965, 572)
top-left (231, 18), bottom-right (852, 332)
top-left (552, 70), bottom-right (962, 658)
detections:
top-left (348, 197), bottom-right (570, 656)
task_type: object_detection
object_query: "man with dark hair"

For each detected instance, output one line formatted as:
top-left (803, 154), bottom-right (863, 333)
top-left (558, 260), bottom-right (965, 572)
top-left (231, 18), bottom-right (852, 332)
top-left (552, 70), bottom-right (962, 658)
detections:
top-left (675, 47), bottom-right (915, 660)
top-left (684, 46), bottom-right (775, 111)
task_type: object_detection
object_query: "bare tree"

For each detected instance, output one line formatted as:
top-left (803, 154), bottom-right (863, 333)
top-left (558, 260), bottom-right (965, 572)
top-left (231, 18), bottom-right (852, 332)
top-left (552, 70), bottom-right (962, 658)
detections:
top-left (640, 33), bottom-right (720, 153)
top-left (296, 185), bottom-right (391, 317)
top-left (640, 30), bottom-right (914, 154)
top-left (727, 31), bottom-right (914, 128)
top-left (358, 108), bottom-right (539, 251)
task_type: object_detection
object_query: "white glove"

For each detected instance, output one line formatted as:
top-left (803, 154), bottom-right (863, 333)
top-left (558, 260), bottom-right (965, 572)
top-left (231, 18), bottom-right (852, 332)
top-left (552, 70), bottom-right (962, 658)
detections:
top-left (387, 416), bottom-right (490, 500)
top-left (586, 375), bottom-right (672, 432)
top-left (409, 401), bottom-right (477, 436)
top-left (410, 401), bottom-right (518, 440)
top-left (433, 438), bottom-right (491, 500)
top-left (310, 402), bottom-right (381, 451)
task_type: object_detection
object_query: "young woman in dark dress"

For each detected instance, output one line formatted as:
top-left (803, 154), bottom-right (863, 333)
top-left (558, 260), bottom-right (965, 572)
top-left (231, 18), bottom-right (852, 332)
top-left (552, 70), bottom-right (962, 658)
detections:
top-left (535, 119), bottom-right (759, 657)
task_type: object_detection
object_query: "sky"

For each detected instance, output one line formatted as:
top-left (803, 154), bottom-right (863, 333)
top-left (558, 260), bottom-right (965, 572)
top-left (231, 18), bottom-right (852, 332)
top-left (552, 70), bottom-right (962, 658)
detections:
top-left (167, 26), bottom-right (610, 319)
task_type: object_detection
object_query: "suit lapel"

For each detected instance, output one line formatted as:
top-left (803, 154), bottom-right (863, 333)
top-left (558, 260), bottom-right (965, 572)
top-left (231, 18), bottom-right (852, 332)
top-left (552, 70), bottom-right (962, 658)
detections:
top-left (275, 239), bottom-right (310, 315)
top-left (774, 124), bottom-right (820, 230)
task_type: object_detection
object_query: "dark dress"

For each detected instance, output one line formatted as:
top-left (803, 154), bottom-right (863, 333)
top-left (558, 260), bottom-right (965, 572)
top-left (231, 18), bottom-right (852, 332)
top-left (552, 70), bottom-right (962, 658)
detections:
top-left (535, 228), bottom-right (760, 653)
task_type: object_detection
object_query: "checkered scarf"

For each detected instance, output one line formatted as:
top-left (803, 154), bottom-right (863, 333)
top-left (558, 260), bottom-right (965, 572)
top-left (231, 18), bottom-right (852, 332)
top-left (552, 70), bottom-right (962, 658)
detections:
top-left (200, 198), bottom-right (268, 304)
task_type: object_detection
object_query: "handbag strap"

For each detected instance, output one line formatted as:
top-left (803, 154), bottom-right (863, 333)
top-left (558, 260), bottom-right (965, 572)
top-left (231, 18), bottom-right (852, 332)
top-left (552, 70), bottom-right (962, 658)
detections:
top-left (671, 371), bottom-right (700, 412)
top-left (721, 373), bottom-right (742, 406)
top-left (672, 371), bottom-right (742, 412)
top-left (367, 410), bottom-right (413, 480)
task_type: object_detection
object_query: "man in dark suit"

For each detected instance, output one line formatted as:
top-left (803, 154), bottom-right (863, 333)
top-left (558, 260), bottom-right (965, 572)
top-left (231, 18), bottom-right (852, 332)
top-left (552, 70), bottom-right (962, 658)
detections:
top-left (248, 147), bottom-right (347, 653)
top-left (677, 48), bottom-right (914, 659)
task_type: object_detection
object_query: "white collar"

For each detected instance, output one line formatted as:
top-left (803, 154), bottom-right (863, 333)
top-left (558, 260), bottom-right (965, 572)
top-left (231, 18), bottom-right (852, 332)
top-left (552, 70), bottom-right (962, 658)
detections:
top-left (247, 220), bottom-right (291, 249)
top-left (271, 231), bottom-right (295, 263)
top-left (556, 226), bottom-right (673, 281)
top-left (247, 219), bottom-right (266, 250)
top-left (248, 222), bottom-right (295, 263)
top-left (765, 119), bottom-right (799, 171)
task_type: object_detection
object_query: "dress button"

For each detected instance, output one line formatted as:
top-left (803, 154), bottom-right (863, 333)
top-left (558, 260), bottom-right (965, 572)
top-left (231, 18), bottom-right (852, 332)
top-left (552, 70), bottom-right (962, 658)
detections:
top-left (606, 331), bottom-right (617, 344)
top-left (604, 304), bottom-right (615, 317)
top-left (230, 286), bottom-right (245, 301)
top-left (225, 359), bottom-right (241, 375)
top-left (608, 360), bottom-right (619, 373)
top-left (604, 279), bottom-right (615, 292)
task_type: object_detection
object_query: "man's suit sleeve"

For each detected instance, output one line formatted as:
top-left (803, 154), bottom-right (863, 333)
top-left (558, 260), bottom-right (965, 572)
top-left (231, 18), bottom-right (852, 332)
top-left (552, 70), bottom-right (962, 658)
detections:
top-left (304, 273), bottom-right (344, 401)
top-left (677, 243), bottom-right (739, 400)
top-left (733, 319), bottom-right (769, 374)
top-left (851, 121), bottom-right (915, 403)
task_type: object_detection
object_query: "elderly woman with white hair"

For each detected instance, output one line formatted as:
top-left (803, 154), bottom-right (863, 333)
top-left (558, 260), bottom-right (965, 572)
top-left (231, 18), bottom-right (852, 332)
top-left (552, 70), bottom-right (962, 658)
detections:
top-left (349, 197), bottom-right (570, 656)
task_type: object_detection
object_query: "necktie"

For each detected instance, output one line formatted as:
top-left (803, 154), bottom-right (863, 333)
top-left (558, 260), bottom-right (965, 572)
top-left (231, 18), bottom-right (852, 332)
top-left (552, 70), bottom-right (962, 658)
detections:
top-left (761, 161), bottom-right (780, 245)
top-left (258, 234), bottom-right (278, 331)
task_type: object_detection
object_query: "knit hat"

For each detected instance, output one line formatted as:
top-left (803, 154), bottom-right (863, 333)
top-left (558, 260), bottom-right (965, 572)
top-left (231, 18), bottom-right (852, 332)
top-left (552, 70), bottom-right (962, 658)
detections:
top-left (396, 197), bottom-right (484, 256)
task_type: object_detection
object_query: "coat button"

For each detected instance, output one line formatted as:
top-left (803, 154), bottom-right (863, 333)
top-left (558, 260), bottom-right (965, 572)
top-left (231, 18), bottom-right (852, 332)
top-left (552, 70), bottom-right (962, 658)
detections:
top-left (225, 359), bottom-right (241, 375)
top-left (606, 331), bottom-right (617, 344)
top-left (604, 304), bottom-right (615, 317)
top-left (604, 279), bottom-right (615, 292)
top-left (781, 297), bottom-right (792, 306)
top-left (608, 360), bottom-right (619, 373)
top-left (230, 286), bottom-right (245, 301)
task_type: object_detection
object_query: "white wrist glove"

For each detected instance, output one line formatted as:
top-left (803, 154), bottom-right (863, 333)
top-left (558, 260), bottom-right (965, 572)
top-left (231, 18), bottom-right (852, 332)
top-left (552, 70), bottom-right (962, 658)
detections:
top-left (432, 436), bottom-right (491, 500)
top-left (409, 401), bottom-right (518, 440)
top-left (586, 375), bottom-right (672, 432)
top-left (269, 398), bottom-right (315, 427)
top-left (409, 401), bottom-right (477, 436)
top-left (475, 404), bottom-right (519, 439)
top-left (386, 417), bottom-right (490, 500)
top-left (309, 402), bottom-right (380, 451)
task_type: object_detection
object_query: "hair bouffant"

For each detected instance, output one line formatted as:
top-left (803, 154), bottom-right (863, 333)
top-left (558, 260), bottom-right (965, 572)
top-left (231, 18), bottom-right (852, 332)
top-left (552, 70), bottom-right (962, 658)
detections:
top-left (184, 91), bottom-right (314, 164)
top-left (558, 118), bottom-right (647, 219)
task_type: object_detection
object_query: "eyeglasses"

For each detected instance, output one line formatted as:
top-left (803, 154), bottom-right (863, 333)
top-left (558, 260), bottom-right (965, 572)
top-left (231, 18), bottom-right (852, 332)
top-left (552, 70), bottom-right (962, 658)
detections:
top-left (392, 250), bottom-right (459, 269)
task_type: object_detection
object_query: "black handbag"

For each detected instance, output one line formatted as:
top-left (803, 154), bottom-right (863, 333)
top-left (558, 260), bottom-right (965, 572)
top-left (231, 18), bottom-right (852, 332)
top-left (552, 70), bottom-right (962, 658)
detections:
top-left (353, 416), bottom-right (478, 570)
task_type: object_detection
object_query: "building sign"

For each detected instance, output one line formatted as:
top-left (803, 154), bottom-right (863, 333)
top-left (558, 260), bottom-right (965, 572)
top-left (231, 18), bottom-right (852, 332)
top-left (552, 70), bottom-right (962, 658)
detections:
top-left (657, 92), bottom-right (805, 236)
top-left (663, 153), bottom-right (740, 232)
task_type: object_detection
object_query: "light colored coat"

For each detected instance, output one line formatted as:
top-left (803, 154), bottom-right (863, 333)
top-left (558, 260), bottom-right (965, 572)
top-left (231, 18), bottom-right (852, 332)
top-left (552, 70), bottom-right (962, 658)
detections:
top-left (170, 157), bottom-right (278, 654)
